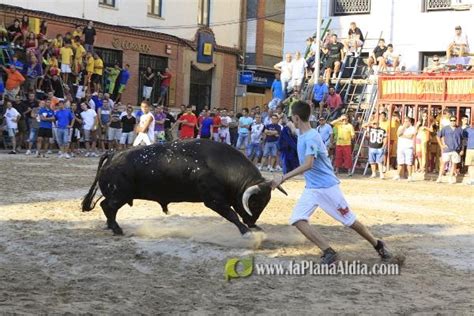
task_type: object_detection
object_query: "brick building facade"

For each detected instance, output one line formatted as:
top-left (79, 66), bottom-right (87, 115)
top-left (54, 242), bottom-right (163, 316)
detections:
top-left (0, 4), bottom-right (239, 111)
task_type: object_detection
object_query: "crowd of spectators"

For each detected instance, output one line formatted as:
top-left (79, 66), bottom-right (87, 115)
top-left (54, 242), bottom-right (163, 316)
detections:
top-left (0, 14), bottom-right (172, 107)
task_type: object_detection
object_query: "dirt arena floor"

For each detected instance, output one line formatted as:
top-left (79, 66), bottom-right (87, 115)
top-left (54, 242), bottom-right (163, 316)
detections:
top-left (0, 154), bottom-right (473, 314)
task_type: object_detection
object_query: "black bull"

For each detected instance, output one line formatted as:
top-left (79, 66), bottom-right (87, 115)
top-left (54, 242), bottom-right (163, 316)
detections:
top-left (82, 139), bottom-right (287, 235)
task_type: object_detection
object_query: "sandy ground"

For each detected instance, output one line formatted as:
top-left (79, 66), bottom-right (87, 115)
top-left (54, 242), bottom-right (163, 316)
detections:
top-left (0, 154), bottom-right (473, 314)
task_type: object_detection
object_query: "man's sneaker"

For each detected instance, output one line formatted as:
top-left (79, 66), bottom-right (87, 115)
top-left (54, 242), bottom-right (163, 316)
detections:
top-left (85, 152), bottom-right (91, 157)
top-left (268, 166), bottom-right (275, 172)
top-left (8, 150), bottom-right (17, 154)
top-left (91, 152), bottom-right (99, 157)
top-left (347, 172), bottom-right (352, 177)
top-left (35, 151), bottom-right (40, 158)
top-left (374, 240), bottom-right (393, 261)
top-left (380, 173), bottom-right (385, 179)
top-left (275, 165), bottom-right (282, 172)
top-left (370, 173), bottom-right (376, 178)
top-left (320, 248), bottom-right (340, 265)
top-left (25, 150), bottom-right (31, 155)
top-left (407, 176), bottom-right (414, 182)
top-left (448, 177), bottom-right (456, 184)
top-left (65, 153), bottom-right (71, 159)
top-left (436, 177), bottom-right (442, 183)
top-left (392, 175), bottom-right (400, 181)
top-left (257, 164), bottom-right (262, 171)
top-left (58, 151), bottom-right (63, 156)
top-left (47, 150), bottom-right (52, 154)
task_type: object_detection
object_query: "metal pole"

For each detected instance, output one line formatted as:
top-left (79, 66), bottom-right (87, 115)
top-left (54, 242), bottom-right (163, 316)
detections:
top-left (314, 0), bottom-right (323, 80)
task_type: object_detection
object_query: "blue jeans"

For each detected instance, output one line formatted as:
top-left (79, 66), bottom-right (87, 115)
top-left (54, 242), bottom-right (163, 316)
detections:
top-left (368, 147), bottom-right (385, 164)
top-left (236, 134), bottom-right (249, 149)
top-left (28, 127), bottom-right (38, 143)
top-left (263, 141), bottom-right (278, 157)
top-left (56, 128), bottom-right (70, 146)
top-left (246, 142), bottom-right (262, 160)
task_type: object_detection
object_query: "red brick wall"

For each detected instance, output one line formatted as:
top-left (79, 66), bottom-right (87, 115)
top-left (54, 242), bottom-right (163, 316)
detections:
top-left (220, 53), bottom-right (238, 109)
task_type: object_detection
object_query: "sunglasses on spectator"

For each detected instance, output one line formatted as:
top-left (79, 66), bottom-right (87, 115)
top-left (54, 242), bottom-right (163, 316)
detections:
top-left (433, 59), bottom-right (439, 62)
top-left (450, 119), bottom-right (456, 122)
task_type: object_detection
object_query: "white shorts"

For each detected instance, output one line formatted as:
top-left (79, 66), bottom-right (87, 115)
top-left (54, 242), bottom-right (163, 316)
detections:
top-left (7, 128), bottom-right (18, 137)
top-left (292, 77), bottom-right (303, 87)
top-left (442, 151), bottom-right (461, 163)
top-left (218, 128), bottom-right (231, 144)
top-left (290, 185), bottom-right (357, 226)
top-left (397, 147), bottom-right (414, 165)
top-left (76, 85), bottom-right (86, 99)
top-left (143, 86), bottom-right (153, 99)
top-left (133, 132), bottom-right (152, 146)
top-left (108, 127), bottom-right (122, 141)
top-left (61, 64), bottom-right (72, 73)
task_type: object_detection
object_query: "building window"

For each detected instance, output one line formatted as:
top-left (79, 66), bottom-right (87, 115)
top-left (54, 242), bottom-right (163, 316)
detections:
top-left (332, 0), bottom-right (371, 15)
top-left (198, 0), bottom-right (210, 26)
top-left (138, 54), bottom-right (168, 104)
top-left (148, 0), bottom-right (162, 16)
top-left (420, 52), bottom-right (446, 70)
top-left (99, 0), bottom-right (115, 7)
top-left (189, 66), bottom-right (212, 113)
top-left (94, 47), bottom-right (123, 97)
top-left (424, 0), bottom-right (452, 11)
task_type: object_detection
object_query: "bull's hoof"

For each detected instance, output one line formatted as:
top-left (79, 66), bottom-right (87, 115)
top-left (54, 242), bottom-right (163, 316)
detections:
top-left (242, 231), bottom-right (253, 239)
top-left (112, 227), bottom-right (124, 235)
top-left (249, 225), bottom-right (263, 232)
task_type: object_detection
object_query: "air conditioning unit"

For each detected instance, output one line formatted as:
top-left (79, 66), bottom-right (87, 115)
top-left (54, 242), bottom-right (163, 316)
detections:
top-left (451, 0), bottom-right (472, 10)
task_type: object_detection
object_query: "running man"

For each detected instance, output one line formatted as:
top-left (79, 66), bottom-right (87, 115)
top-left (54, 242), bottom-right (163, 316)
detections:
top-left (133, 101), bottom-right (155, 146)
top-left (271, 101), bottom-right (393, 264)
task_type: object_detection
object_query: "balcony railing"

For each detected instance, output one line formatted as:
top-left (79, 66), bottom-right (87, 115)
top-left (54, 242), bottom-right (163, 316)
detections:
top-left (333, 0), bottom-right (371, 15)
top-left (425, 0), bottom-right (452, 11)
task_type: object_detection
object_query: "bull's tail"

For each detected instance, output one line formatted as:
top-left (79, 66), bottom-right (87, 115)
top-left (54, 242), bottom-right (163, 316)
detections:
top-left (81, 152), bottom-right (112, 212)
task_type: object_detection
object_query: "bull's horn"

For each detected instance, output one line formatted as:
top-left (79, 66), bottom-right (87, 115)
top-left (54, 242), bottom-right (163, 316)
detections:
top-left (242, 185), bottom-right (260, 216)
top-left (277, 185), bottom-right (288, 196)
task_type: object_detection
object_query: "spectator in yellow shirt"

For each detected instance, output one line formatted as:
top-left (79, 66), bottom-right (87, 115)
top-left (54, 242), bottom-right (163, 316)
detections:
top-left (60, 43), bottom-right (73, 85)
top-left (72, 25), bottom-right (82, 42)
top-left (93, 53), bottom-right (104, 93)
top-left (331, 114), bottom-right (355, 176)
top-left (72, 36), bottom-right (86, 75)
top-left (86, 52), bottom-right (95, 91)
top-left (51, 33), bottom-right (63, 56)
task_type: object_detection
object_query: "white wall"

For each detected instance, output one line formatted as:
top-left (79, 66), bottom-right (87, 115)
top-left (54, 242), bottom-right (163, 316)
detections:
top-left (284, 0), bottom-right (474, 70)
top-left (2, 0), bottom-right (241, 48)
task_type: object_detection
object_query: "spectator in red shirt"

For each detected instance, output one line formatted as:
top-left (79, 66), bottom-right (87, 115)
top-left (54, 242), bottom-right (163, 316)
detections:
top-left (178, 105), bottom-right (197, 139)
top-left (158, 68), bottom-right (172, 106)
top-left (325, 87), bottom-right (343, 116)
top-left (212, 109), bottom-right (221, 141)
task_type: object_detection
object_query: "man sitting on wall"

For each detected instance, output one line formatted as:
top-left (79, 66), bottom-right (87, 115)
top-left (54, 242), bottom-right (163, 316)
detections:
top-left (446, 25), bottom-right (469, 60)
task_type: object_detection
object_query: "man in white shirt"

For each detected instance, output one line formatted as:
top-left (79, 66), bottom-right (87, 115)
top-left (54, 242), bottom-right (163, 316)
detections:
top-left (290, 51), bottom-right (307, 93)
top-left (80, 102), bottom-right (98, 157)
top-left (274, 53), bottom-right (293, 99)
top-left (133, 101), bottom-right (155, 146)
top-left (394, 117), bottom-right (416, 181)
top-left (218, 109), bottom-right (231, 145)
top-left (447, 25), bottom-right (469, 59)
top-left (4, 100), bottom-right (21, 154)
top-left (247, 114), bottom-right (264, 166)
top-left (380, 44), bottom-right (400, 72)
